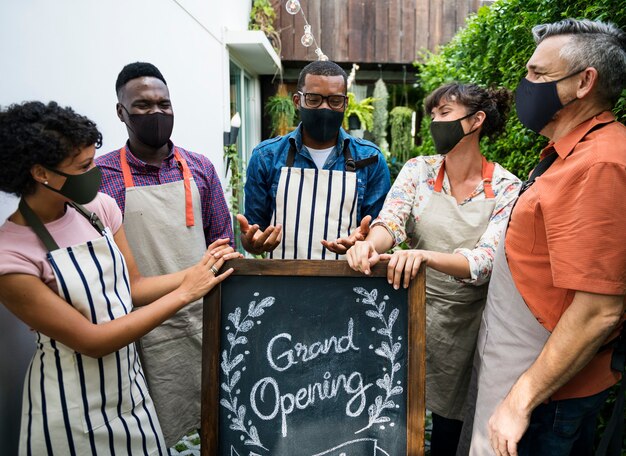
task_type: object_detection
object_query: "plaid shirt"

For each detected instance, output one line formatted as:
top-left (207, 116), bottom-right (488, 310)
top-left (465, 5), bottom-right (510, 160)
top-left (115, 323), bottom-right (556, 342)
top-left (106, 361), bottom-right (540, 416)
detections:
top-left (96, 142), bottom-right (234, 247)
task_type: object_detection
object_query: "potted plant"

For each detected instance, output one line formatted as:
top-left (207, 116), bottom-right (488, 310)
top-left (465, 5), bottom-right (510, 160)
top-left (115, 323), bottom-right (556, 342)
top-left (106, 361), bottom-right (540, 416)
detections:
top-left (343, 92), bottom-right (375, 132)
top-left (265, 84), bottom-right (296, 136)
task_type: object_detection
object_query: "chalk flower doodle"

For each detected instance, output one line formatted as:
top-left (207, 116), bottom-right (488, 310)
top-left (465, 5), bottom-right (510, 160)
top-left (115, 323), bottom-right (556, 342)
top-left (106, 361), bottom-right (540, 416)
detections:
top-left (353, 287), bottom-right (403, 434)
top-left (220, 295), bottom-right (276, 451)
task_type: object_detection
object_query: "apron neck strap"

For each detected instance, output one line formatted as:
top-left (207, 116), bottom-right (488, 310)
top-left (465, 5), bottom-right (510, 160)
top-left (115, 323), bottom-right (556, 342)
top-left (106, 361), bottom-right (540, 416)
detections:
top-left (120, 145), bottom-right (195, 227)
top-left (434, 156), bottom-right (495, 198)
top-left (287, 138), bottom-right (356, 172)
top-left (18, 199), bottom-right (105, 252)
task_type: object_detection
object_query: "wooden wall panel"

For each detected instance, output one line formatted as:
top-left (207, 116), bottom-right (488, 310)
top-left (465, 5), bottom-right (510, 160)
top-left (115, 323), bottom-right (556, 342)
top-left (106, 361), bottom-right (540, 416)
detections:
top-left (273, 0), bottom-right (483, 64)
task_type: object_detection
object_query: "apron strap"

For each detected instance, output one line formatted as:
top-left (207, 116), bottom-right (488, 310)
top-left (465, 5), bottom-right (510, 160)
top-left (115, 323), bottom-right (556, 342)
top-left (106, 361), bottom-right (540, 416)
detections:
top-left (286, 137), bottom-right (358, 172)
top-left (120, 145), bottom-right (195, 227)
top-left (173, 148), bottom-right (196, 227)
top-left (434, 156), bottom-right (495, 197)
top-left (18, 200), bottom-right (105, 252)
top-left (18, 199), bottom-right (59, 251)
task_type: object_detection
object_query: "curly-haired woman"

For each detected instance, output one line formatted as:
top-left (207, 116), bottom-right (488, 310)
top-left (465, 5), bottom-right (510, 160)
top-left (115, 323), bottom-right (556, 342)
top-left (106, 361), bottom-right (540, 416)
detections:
top-left (346, 83), bottom-right (522, 455)
top-left (0, 101), bottom-right (240, 454)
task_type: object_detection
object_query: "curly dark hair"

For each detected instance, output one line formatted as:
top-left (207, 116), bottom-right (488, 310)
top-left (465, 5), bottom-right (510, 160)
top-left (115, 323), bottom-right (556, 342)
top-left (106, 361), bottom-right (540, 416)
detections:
top-left (115, 62), bottom-right (167, 97)
top-left (0, 101), bottom-right (102, 197)
top-left (424, 83), bottom-right (512, 139)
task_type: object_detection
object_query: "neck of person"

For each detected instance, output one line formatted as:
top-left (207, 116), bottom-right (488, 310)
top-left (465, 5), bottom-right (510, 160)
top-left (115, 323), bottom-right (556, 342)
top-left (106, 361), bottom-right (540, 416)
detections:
top-left (127, 136), bottom-right (171, 167)
top-left (542, 99), bottom-right (607, 143)
top-left (13, 188), bottom-right (69, 225)
top-left (301, 127), bottom-right (338, 150)
top-left (444, 139), bottom-right (483, 184)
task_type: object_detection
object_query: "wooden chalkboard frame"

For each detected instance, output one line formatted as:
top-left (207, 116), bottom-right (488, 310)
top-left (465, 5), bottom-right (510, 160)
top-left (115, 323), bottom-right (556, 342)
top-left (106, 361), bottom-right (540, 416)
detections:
top-left (201, 259), bottom-right (426, 455)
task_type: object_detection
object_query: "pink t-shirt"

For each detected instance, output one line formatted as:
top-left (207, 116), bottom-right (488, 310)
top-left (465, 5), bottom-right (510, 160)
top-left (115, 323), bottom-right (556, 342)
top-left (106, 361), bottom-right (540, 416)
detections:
top-left (0, 193), bottom-right (123, 293)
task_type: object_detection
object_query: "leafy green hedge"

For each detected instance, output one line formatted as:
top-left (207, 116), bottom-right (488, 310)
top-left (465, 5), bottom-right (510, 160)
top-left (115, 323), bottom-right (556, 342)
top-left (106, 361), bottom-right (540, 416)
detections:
top-left (413, 0), bottom-right (626, 178)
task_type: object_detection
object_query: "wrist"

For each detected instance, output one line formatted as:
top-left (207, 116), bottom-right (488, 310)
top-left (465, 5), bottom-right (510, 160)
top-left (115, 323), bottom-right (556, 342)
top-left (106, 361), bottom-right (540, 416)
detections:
top-left (508, 374), bottom-right (538, 416)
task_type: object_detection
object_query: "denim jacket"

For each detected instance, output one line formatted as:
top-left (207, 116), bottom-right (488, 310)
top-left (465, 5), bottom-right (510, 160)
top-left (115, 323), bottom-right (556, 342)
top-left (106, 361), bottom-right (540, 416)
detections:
top-left (244, 124), bottom-right (391, 230)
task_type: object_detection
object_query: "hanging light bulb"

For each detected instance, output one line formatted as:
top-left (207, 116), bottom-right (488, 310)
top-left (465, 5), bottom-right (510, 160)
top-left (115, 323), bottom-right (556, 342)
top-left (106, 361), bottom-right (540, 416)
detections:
top-left (315, 48), bottom-right (328, 61)
top-left (285, 0), bottom-right (301, 15)
top-left (301, 24), bottom-right (314, 47)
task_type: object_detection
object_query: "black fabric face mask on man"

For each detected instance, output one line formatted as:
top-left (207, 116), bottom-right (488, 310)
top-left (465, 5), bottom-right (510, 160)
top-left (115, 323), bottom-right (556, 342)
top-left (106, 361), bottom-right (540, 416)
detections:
top-left (429, 112), bottom-right (478, 155)
top-left (299, 107), bottom-right (345, 143)
top-left (122, 105), bottom-right (174, 148)
top-left (43, 166), bottom-right (102, 205)
top-left (515, 69), bottom-right (585, 133)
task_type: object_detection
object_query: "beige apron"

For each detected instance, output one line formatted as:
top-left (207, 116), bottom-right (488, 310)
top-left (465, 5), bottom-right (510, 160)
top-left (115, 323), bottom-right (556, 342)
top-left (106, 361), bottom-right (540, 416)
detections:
top-left (464, 224), bottom-right (551, 455)
top-left (120, 145), bottom-right (206, 446)
top-left (413, 157), bottom-right (496, 420)
top-left (270, 144), bottom-right (359, 260)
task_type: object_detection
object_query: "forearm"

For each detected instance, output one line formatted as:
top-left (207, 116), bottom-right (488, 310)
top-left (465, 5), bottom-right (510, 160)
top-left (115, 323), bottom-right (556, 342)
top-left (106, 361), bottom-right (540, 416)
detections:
top-left (365, 225), bottom-right (395, 253)
top-left (507, 292), bottom-right (624, 413)
top-left (426, 251), bottom-right (471, 278)
top-left (83, 287), bottom-right (193, 357)
top-left (130, 269), bottom-right (187, 307)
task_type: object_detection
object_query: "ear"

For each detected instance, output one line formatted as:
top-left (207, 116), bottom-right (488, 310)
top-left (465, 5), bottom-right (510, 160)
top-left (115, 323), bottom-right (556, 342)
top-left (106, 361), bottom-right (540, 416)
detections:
top-left (292, 92), bottom-right (301, 110)
top-left (116, 102), bottom-right (125, 122)
top-left (30, 164), bottom-right (51, 185)
top-left (472, 110), bottom-right (487, 130)
top-left (576, 67), bottom-right (598, 99)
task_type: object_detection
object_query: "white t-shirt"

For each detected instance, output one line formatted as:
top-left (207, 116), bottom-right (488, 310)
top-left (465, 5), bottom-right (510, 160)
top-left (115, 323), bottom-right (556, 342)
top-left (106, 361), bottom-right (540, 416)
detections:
top-left (304, 146), bottom-right (334, 169)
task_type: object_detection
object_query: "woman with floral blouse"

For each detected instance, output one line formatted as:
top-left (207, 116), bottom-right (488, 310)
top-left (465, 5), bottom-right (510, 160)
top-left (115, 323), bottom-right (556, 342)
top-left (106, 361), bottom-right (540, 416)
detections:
top-left (346, 83), bottom-right (521, 456)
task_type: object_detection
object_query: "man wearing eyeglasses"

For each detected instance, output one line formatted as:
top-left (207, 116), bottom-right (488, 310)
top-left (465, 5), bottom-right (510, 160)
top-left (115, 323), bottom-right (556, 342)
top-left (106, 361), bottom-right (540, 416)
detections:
top-left (237, 60), bottom-right (391, 259)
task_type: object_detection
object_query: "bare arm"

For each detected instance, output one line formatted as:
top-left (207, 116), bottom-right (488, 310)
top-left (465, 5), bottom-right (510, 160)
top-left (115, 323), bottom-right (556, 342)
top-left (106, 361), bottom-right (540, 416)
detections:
top-left (114, 225), bottom-right (233, 306)
top-left (488, 291), bottom-right (625, 456)
top-left (0, 249), bottom-right (238, 359)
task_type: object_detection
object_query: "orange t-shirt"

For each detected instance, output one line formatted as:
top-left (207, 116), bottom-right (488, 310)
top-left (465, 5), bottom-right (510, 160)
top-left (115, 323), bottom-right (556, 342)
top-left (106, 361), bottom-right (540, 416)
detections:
top-left (506, 111), bottom-right (626, 400)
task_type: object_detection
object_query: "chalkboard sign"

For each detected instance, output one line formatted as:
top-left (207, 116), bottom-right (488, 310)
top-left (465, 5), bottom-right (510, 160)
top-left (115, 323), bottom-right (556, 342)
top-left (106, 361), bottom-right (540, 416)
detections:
top-left (201, 260), bottom-right (425, 456)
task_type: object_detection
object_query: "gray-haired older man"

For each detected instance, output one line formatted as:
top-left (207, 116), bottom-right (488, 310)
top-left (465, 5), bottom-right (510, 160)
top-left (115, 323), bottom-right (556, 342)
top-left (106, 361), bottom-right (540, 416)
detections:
top-left (466, 19), bottom-right (626, 456)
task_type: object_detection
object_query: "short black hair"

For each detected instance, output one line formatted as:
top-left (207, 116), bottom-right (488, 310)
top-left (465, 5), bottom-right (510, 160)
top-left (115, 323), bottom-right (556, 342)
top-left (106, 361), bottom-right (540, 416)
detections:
top-left (297, 61), bottom-right (348, 92)
top-left (115, 62), bottom-right (167, 96)
top-left (0, 101), bottom-right (102, 197)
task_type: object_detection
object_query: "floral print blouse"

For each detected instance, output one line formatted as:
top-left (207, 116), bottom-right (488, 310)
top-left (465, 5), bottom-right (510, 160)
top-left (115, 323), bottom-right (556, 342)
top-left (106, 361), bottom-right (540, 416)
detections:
top-left (372, 155), bottom-right (521, 285)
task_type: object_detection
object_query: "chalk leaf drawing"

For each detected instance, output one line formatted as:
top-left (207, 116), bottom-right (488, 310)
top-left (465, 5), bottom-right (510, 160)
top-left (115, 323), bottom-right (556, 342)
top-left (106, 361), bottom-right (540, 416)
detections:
top-left (353, 287), bottom-right (403, 434)
top-left (220, 295), bottom-right (275, 451)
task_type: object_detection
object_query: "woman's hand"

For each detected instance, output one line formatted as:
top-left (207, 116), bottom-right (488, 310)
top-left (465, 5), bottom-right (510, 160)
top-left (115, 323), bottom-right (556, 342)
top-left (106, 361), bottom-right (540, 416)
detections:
top-left (381, 249), bottom-right (431, 289)
top-left (177, 245), bottom-right (242, 303)
top-left (346, 240), bottom-right (381, 275)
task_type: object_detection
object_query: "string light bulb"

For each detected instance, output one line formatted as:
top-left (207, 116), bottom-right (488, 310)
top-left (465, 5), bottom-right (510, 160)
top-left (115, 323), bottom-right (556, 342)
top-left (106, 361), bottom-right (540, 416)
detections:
top-left (315, 48), bottom-right (328, 61)
top-left (301, 24), bottom-right (314, 47)
top-left (285, 0), bottom-right (301, 15)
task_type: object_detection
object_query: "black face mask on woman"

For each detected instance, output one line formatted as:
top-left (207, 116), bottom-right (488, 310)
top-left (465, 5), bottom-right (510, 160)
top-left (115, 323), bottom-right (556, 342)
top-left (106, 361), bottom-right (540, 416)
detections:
top-left (515, 69), bottom-right (585, 134)
top-left (43, 166), bottom-right (102, 205)
top-left (122, 105), bottom-right (174, 148)
top-left (430, 112), bottom-right (478, 155)
top-left (299, 107), bottom-right (345, 143)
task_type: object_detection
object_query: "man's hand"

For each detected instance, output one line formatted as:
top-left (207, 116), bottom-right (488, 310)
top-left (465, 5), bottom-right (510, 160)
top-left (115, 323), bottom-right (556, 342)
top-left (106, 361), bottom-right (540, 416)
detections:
top-left (487, 391), bottom-right (531, 456)
top-left (321, 215), bottom-right (372, 255)
top-left (236, 214), bottom-right (282, 255)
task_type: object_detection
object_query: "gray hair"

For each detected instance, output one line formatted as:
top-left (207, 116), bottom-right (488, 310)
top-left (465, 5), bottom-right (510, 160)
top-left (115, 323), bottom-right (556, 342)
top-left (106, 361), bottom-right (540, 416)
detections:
top-left (532, 18), bottom-right (626, 107)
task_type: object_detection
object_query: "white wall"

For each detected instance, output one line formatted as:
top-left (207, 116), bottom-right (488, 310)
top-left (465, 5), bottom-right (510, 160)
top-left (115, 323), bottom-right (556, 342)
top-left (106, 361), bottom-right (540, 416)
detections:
top-left (0, 0), bottom-right (252, 222)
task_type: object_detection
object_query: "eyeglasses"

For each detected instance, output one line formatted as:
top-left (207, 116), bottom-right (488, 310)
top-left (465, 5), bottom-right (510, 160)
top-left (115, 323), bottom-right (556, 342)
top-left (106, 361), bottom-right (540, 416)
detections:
top-left (298, 91), bottom-right (347, 110)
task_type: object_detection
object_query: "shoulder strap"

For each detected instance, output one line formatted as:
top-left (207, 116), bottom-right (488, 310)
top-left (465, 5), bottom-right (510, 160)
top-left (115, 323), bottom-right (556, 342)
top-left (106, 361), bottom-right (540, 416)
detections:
top-left (68, 202), bottom-right (106, 234)
top-left (517, 151), bottom-right (558, 196)
top-left (18, 199), bottom-right (59, 251)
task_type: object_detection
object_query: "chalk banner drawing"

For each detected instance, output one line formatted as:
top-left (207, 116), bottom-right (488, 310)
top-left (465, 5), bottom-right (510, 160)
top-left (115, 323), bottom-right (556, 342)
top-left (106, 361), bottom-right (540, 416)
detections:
top-left (219, 275), bottom-right (408, 455)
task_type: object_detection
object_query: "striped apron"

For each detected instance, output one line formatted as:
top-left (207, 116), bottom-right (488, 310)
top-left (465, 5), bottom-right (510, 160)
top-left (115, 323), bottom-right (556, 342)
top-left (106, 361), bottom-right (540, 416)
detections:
top-left (17, 200), bottom-right (167, 456)
top-left (269, 144), bottom-right (359, 259)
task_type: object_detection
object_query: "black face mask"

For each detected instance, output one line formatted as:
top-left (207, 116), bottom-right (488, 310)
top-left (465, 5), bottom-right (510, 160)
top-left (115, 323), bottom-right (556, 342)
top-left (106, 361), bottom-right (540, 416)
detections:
top-left (43, 166), bottom-right (102, 204)
top-left (122, 105), bottom-right (174, 148)
top-left (299, 107), bottom-right (344, 143)
top-left (515, 69), bottom-right (585, 134)
top-left (429, 112), bottom-right (478, 155)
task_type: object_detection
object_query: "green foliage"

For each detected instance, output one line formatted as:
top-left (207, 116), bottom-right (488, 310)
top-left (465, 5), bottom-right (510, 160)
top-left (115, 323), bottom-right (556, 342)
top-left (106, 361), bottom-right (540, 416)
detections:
top-left (224, 144), bottom-right (243, 251)
top-left (372, 78), bottom-right (390, 151)
top-left (414, 0), bottom-right (626, 178)
top-left (266, 93), bottom-right (296, 136)
top-left (249, 0), bottom-right (281, 53)
top-left (390, 106), bottom-right (414, 164)
top-left (343, 92), bottom-right (376, 132)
